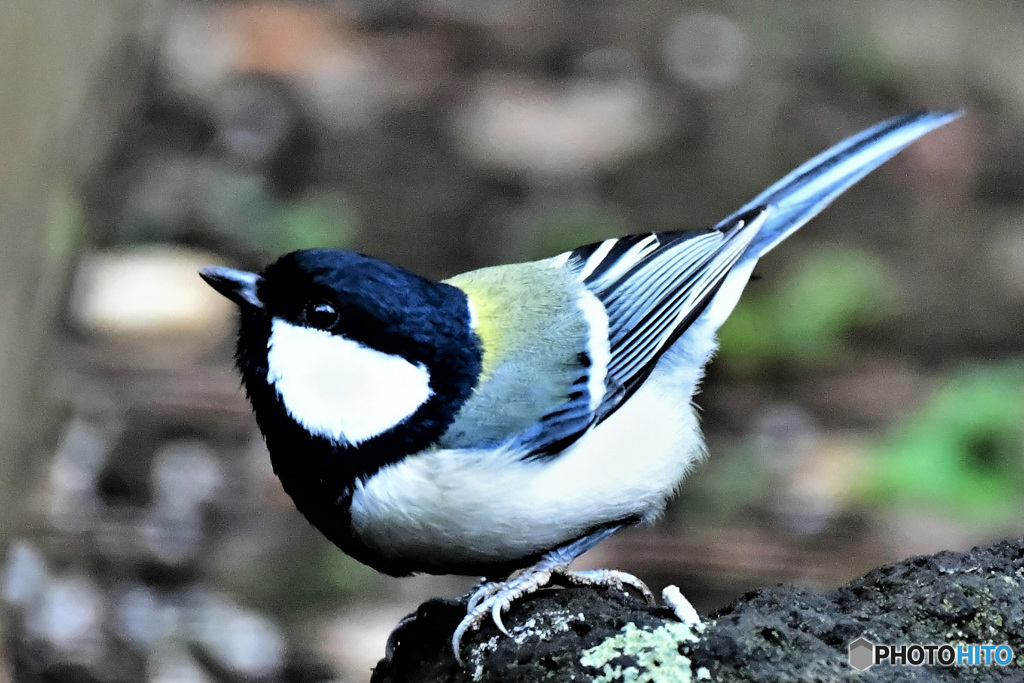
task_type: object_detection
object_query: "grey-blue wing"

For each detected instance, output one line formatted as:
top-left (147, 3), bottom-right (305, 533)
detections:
top-left (514, 207), bottom-right (766, 458)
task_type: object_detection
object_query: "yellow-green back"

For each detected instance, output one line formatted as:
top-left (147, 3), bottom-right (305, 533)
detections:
top-left (440, 258), bottom-right (588, 448)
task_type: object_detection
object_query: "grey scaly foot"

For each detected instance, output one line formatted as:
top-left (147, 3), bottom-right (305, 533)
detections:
top-left (553, 568), bottom-right (656, 604)
top-left (451, 566), bottom-right (656, 664)
top-left (451, 524), bottom-right (636, 664)
top-left (466, 578), bottom-right (507, 612)
top-left (452, 563), bottom-right (555, 661)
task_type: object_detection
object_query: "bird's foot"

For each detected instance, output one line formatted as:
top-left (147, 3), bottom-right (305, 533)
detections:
top-left (551, 568), bottom-right (656, 605)
top-left (451, 524), bottom-right (635, 664)
top-left (465, 577), bottom-right (507, 612)
top-left (453, 565), bottom-right (555, 663)
top-left (452, 566), bottom-right (655, 664)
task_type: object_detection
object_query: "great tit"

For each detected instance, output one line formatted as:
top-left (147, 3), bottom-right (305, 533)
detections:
top-left (200, 109), bottom-right (960, 660)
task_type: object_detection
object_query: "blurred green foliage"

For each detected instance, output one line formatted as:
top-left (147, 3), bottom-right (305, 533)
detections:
top-left (717, 246), bottom-right (898, 371)
top-left (115, 167), bottom-right (359, 256)
top-left (859, 363), bottom-right (1024, 524)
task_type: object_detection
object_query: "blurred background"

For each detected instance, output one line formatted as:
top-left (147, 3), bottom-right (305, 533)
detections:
top-left (2, 1), bottom-right (1023, 681)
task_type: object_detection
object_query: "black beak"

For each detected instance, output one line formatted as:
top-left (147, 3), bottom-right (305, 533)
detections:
top-left (199, 266), bottom-right (265, 309)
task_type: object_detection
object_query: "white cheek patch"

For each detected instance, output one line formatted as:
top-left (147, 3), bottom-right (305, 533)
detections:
top-left (266, 319), bottom-right (434, 445)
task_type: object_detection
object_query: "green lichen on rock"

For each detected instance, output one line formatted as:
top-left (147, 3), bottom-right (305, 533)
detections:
top-left (579, 621), bottom-right (704, 683)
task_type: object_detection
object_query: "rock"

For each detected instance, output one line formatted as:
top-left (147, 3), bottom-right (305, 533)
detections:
top-left (374, 537), bottom-right (1024, 682)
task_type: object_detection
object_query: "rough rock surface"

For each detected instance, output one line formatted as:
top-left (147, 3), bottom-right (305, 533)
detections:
top-left (372, 538), bottom-right (1024, 682)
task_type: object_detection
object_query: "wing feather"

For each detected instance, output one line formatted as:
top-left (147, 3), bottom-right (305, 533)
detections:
top-left (513, 206), bottom-right (768, 457)
top-left (594, 210), bottom-right (765, 416)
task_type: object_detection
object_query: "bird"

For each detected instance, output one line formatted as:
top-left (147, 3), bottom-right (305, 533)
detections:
top-left (200, 109), bottom-right (960, 662)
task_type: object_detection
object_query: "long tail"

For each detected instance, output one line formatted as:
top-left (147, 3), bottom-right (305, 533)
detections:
top-left (697, 109), bottom-right (961, 333)
top-left (724, 109), bottom-right (963, 263)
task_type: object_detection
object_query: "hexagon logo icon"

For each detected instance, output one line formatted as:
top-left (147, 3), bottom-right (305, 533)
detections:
top-left (849, 636), bottom-right (875, 671)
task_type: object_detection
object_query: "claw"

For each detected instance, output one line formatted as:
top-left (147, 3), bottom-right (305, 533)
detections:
top-left (492, 601), bottom-right (510, 636)
top-left (452, 606), bottom-right (485, 666)
top-left (557, 568), bottom-right (656, 604)
top-left (609, 570), bottom-right (656, 604)
top-left (450, 566), bottom-right (656, 666)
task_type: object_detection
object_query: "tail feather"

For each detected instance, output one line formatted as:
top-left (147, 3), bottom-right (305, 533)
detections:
top-left (723, 109), bottom-right (963, 263)
top-left (696, 109), bottom-right (961, 334)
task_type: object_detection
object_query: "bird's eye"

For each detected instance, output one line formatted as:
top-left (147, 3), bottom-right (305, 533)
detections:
top-left (303, 301), bottom-right (339, 330)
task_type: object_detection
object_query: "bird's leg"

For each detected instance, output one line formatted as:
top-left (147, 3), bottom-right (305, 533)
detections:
top-left (452, 524), bottom-right (651, 664)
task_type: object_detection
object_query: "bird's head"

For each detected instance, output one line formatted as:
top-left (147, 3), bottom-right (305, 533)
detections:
top-left (200, 249), bottom-right (482, 473)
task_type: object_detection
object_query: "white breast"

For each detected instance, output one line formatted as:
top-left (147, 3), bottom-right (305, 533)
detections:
top-left (348, 344), bottom-right (710, 569)
top-left (266, 318), bottom-right (434, 446)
